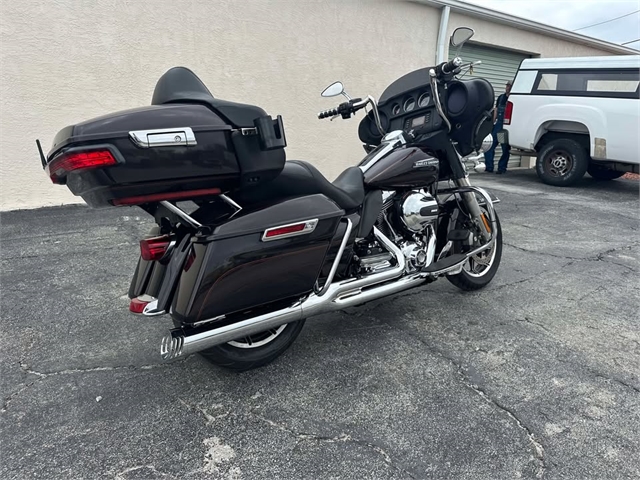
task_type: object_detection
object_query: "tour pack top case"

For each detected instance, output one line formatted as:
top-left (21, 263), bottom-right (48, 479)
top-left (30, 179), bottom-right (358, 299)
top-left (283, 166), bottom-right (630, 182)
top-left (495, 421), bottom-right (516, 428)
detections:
top-left (38, 67), bottom-right (287, 207)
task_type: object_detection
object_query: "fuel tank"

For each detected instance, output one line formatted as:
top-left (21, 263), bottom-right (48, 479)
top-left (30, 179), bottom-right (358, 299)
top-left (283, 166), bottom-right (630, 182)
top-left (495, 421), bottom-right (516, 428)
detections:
top-left (363, 146), bottom-right (439, 190)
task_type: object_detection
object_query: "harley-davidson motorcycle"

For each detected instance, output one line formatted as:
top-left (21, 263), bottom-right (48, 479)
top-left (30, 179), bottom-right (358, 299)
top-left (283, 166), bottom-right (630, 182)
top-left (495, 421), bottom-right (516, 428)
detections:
top-left (38, 27), bottom-right (501, 371)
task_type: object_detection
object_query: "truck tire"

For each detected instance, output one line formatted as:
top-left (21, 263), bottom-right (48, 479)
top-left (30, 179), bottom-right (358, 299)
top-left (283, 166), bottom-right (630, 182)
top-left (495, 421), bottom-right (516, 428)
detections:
top-left (587, 164), bottom-right (625, 181)
top-left (536, 138), bottom-right (588, 187)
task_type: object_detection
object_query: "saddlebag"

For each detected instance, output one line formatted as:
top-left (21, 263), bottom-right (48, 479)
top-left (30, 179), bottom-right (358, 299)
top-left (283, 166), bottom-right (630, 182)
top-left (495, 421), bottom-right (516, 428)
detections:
top-left (171, 194), bottom-right (345, 325)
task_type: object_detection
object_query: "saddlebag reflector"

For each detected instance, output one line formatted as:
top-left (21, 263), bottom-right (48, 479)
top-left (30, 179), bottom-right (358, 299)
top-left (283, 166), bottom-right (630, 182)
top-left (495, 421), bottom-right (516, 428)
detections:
top-left (262, 219), bottom-right (318, 241)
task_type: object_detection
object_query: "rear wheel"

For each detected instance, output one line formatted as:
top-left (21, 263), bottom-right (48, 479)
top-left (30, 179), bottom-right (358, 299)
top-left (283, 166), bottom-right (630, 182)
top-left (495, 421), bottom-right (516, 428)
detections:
top-left (587, 164), bottom-right (625, 181)
top-left (199, 320), bottom-right (305, 371)
top-left (447, 212), bottom-right (502, 291)
top-left (536, 138), bottom-right (588, 187)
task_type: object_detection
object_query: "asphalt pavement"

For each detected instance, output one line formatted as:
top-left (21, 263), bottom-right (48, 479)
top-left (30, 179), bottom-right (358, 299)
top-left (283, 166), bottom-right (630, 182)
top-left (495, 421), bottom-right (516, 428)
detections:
top-left (1, 169), bottom-right (638, 479)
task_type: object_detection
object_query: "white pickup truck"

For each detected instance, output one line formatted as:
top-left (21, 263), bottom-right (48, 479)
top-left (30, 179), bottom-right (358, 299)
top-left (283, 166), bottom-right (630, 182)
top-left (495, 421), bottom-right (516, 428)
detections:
top-left (502, 55), bottom-right (640, 186)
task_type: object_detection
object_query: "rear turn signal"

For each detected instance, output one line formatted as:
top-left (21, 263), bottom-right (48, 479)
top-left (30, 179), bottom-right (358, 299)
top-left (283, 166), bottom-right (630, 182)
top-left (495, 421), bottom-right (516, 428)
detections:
top-left (503, 101), bottom-right (513, 125)
top-left (140, 235), bottom-right (171, 261)
top-left (46, 149), bottom-right (117, 184)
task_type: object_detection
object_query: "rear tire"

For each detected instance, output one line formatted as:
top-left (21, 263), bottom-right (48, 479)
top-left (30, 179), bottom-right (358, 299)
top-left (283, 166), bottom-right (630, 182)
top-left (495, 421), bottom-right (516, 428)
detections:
top-left (536, 138), bottom-right (588, 187)
top-left (447, 212), bottom-right (502, 291)
top-left (587, 164), bottom-right (625, 181)
top-left (199, 320), bottom-right (305, 372)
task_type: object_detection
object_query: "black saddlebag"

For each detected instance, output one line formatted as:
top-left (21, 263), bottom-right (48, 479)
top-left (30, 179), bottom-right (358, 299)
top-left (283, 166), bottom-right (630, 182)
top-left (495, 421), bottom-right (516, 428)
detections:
top-left (171, 194), bottom-right (345, 325)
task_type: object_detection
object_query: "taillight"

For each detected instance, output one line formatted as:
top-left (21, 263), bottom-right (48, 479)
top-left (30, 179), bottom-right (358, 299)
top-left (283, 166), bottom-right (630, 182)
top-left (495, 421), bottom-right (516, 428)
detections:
top-left (111, 188), bottom-right (221, 206)
top-left (46, 149), bottom-right (117, 184)
top-left (140, 235), bottom-right (171, 261)
top-left (503, 101), bottom-right (513, 125)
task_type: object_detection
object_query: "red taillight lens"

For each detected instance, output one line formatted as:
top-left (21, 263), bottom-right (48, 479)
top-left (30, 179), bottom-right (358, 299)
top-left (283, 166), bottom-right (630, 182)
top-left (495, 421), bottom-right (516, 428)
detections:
top-left (264, 223), bottom-right (307, 238)
top-left (503, 101), bottom-right (513, 125)
top-left (46, 149), bottom-right (117, 184)
top-left (112, 188), bottom-right (221, 206)
top-left (129, 297), bottom-right (150, 314)
top-left (140, 235), bottom-right (171, 261)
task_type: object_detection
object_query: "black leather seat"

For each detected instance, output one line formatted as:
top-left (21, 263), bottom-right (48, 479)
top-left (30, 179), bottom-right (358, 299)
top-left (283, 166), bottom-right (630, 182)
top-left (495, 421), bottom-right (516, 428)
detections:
top-left (152, 66), bottom-right (265, 128)
top-left (236, 160), bottom-right (365, 211)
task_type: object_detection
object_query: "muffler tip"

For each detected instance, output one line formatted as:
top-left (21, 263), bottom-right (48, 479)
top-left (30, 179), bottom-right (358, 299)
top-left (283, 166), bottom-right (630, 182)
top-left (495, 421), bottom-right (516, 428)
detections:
top-left (160, 333), bottom-right (184, 360)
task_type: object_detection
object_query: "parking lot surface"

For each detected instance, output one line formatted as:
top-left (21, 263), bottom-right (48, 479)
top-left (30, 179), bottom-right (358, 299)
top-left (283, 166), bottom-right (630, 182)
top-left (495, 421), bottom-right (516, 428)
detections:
top-left (1, 169), bottom-right (638, 479)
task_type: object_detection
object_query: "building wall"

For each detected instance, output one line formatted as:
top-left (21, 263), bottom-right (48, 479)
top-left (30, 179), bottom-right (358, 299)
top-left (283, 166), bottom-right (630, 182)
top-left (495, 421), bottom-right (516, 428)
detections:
top-left (445, 11), bottom-right (617, 58)
top-left (0, 0), bottom-right (616, 210)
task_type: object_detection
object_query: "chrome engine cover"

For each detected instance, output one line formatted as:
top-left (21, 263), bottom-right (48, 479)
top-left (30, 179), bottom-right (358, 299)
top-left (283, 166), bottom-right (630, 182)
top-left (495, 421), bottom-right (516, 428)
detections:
top-left (400, 191), bottom-right (439, 232)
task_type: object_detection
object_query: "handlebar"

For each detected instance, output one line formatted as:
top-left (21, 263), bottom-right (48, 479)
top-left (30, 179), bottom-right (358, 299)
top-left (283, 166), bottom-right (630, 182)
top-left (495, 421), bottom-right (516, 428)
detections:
top-left (318, 108), bottom-right (339, 119)
top-left (439, 57), bottom-right (463, 77)
top-left (317, 98), bottom-right (364, 119)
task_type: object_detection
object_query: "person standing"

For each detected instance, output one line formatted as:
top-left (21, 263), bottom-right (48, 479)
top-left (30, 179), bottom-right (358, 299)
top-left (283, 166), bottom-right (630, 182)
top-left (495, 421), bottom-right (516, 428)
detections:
top-left (484, 80), bottom-right (512, 174)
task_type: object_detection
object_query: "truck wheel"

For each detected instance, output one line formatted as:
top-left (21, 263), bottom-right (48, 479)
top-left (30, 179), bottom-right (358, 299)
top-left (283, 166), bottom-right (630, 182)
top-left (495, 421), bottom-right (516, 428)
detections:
top-left (199, 320), bottom-right (306, 372)
top-left (587, 165), bottom-right (625, 181)
top-left (536, 138), bottom-right (588, 187)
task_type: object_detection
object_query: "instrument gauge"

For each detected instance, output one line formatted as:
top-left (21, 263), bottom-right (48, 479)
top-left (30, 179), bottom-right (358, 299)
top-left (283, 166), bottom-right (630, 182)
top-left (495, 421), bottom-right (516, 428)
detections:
top-left (418, 93), bottom-right (431, 108)
top-left (403, 98), bottom-right (416, 112)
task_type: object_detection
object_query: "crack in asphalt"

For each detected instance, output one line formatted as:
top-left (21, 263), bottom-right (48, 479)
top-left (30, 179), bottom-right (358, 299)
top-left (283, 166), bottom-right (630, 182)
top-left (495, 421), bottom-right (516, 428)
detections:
top-left (503, 241), bottom-right (640, 266)
top-left (519, 316), bottom-right (552, 334)
top-left (1, 358), bottom-right (192, 414)
top-left (19, 360), bottom-right (187, 377)
top-left (1, 382), bottom-right (39, 414)
top-left (457, 370), bottom-right (546, 478)
top-left (380, 322), bottom-right (547, 479)
top-left (593, 373), bottom-right (640, 395)
top-left (178, 398), bottom-right (417, 479)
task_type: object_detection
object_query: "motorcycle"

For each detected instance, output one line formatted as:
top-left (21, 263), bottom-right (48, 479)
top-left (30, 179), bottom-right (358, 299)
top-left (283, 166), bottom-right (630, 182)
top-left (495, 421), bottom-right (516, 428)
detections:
top-left (37, 27), bottom-right (501, 371)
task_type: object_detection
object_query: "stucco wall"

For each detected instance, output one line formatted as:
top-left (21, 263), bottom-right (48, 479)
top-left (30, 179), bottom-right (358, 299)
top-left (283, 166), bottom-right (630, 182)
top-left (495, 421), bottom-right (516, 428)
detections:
top-left (0, 0), bottom-right (616, 211)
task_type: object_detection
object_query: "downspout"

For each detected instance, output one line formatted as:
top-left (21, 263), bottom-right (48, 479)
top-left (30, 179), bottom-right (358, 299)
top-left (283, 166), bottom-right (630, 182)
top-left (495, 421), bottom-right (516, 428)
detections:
top-left (436, 5), bottom-right (451, 64)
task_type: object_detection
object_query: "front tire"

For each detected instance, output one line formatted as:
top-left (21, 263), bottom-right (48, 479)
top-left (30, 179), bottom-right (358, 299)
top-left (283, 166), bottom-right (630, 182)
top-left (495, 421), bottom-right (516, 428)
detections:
top-left (199, 320), bottom-right (306, 372)
top-left (536, 138), bottom-right (588, 187)
top-left (447, 212), bottom-right (503, 291)
top-left (587, 164), bottom-right (625, 181)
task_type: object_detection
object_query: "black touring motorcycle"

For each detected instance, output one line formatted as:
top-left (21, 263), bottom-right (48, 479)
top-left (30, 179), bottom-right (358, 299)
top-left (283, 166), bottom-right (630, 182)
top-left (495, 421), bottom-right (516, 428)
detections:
top-left (38, 27), bottom-right (502, 371)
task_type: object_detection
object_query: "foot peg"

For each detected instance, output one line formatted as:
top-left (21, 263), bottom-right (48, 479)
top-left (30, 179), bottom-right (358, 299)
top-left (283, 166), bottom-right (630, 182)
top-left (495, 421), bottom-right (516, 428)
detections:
top-left (422, 253), bottom-right (467, 276)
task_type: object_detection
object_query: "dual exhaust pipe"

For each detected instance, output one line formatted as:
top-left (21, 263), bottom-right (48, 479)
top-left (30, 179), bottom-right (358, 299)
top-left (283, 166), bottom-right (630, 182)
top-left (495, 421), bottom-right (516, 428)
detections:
top-left (161, 186), bottom-right (497, 360)
top-left (161, 223), bottom-right (417, 360)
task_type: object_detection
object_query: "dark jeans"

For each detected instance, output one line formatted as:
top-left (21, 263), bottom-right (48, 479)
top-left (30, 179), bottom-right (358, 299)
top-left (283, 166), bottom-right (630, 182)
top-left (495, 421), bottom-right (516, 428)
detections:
top-left (484, 125), bottom-right (511, 172)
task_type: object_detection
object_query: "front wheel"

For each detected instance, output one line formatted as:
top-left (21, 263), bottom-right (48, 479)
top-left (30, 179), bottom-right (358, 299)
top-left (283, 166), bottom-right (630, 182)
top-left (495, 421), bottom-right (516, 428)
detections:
top-left (199, 320), bottom-right (306, 371)
top-left (447, 212), bottom-right (502, 291)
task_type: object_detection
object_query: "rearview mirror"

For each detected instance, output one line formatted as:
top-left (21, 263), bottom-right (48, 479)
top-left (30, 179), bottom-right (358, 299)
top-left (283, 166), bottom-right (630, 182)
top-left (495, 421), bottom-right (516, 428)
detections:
top-left (321, 81), bottom-right (344, 98)
top-left (450, 27), bottom-right (474, 47)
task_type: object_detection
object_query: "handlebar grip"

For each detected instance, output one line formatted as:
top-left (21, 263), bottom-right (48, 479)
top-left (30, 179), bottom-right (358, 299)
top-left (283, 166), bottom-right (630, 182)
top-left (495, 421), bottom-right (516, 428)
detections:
top-left (440, 57), bottom-right (463, 76)
top-left (318, 107), bottom-right (339, 119)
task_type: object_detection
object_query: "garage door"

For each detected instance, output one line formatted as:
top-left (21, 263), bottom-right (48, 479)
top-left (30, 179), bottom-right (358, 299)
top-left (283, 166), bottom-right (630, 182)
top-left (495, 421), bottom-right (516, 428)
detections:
top-left (450, 43), bottom-right (530, 168)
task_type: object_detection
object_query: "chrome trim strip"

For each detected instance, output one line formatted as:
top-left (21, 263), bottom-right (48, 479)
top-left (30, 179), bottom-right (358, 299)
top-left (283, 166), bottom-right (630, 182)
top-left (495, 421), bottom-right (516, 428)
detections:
top-left (159, 201), bottom-right (202, 229)
top-left (129, 127), bottom-right (197, 148)
top-left (358, 130), bottom-right (406, 174)
top-left (220, 194), bottom-right (242, 219)
top-left (261, 218), bottom-right (319, 242)
top-left (316, 218), bottom-right (352, 297)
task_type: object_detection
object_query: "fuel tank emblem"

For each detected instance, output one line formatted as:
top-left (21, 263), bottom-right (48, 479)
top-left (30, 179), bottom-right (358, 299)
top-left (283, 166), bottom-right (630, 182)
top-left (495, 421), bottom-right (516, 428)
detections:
top-left (413, 158), bottom-right (439, 168)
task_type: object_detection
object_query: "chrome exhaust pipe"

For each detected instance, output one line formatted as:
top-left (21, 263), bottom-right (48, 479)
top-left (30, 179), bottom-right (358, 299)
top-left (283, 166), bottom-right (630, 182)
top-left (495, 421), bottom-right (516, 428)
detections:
top-left (161, 225), bottom-right (415, 360)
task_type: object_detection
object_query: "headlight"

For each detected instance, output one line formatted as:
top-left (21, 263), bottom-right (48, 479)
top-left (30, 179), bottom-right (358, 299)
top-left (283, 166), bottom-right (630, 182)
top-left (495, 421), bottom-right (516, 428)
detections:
top-left (481, 134), bottom-right (493, 153)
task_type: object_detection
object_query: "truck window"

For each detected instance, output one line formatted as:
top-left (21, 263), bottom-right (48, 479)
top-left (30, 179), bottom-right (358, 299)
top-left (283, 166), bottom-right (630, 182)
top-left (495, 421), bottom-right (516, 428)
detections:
top-left (532, 69), bottom-right (639, 99)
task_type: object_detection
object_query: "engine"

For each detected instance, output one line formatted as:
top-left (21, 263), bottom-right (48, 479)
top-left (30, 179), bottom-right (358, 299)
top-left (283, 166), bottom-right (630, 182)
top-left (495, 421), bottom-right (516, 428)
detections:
top-left (399, 191), bottom-right (439, 232)
top-left (354, 190), bottom-right (439, 275)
